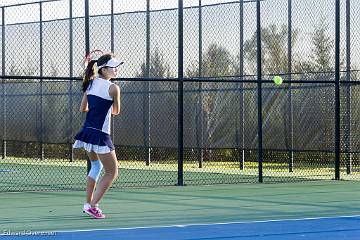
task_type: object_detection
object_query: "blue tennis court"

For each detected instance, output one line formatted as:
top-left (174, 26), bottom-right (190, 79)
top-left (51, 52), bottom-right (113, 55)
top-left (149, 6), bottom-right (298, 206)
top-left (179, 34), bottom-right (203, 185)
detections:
top-left (3, 216), bottom-right (360, 239)
top-left (43, 216), bottom-right (360, 240)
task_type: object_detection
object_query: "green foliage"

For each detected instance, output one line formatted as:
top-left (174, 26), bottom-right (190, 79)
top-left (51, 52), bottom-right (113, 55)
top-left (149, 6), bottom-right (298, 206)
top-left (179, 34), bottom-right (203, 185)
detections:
top-left (186, 43), bottom-right (235, 78)
top-left (243, 24), bottom-right (299, 75)
top-left (136, 48), bottom-right (173, 78)
top-left (311, 20), bottom-right (333, 72)
top-left (295, 17), bottom-right (344, 74)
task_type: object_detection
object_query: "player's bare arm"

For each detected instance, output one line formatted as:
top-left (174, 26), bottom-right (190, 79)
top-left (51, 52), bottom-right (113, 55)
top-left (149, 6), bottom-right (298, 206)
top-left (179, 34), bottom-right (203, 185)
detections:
top-left (80, 93), bottom-right (89, 112)
top-left (109, 84), bottom-right (120, 115)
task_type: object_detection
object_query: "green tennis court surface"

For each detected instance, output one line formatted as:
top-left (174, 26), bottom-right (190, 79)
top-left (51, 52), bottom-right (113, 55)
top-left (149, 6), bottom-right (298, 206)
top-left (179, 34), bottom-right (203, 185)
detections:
top-left (1, 181), bottom-right (360, 239)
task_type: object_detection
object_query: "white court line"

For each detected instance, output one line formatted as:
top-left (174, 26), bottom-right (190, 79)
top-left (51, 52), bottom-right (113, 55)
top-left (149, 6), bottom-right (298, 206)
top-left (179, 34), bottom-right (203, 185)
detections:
top-left (54, 214), bottom-right (360, 234)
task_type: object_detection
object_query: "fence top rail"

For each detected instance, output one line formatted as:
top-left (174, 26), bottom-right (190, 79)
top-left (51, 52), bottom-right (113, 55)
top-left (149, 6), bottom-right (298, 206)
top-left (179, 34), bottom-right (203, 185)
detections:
top-left (0, 0), bottom-right (63, 8)
top-left (0, 0), bottom-right (261, 11)
top-left (0, 0), bottom-right (263, 26)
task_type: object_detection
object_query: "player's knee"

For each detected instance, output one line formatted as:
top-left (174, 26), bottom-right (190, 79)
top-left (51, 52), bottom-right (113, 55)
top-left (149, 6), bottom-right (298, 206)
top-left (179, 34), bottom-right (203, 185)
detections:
top-left (88, 160), bottom-right (103, 182)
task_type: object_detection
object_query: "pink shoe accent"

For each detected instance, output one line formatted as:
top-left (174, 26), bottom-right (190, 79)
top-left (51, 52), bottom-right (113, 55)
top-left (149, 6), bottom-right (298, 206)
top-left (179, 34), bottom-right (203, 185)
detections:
top-left (85, 207), bottom-right (105, 219)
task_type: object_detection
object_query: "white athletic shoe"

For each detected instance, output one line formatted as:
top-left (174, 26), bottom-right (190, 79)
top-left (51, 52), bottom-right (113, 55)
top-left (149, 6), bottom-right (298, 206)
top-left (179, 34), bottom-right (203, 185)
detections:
top-left (83, 203), bottom-right (99, 213)
top-left (83, 203), bottom-right (91, 213)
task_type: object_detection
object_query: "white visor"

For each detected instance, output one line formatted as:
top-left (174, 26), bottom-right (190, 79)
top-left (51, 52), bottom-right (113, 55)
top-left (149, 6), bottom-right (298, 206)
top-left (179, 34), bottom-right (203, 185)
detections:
top-left (97, 58), bottom-right (124, 69)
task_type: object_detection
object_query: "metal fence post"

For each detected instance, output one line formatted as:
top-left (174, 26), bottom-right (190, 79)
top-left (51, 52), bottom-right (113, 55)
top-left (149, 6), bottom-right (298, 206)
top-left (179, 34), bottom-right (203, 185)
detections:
top-left (1, 7), bottom-right (6, 160)
top-left (144, 0), bottom-right (151, 166)
top-left (177, 0), bottom-right (184, 186)
top-left (256, 0), bottom-right (263, 183)
top-left (85, 0), bottom-right (91, 174)
top-left (345, 0), bottom-right (352, 174)
top-left (39, 2), bottom-right (44, 160)
top-left (69, 0), bottom-right (74, 162)
top-left (196, 0), bottom-right (203, 168)
top-left (110, 0), bottom-right (114, 53)
top-left (238, 0), bottom-right (245, 170)
top-left (287, 0), bottom-right (294, 172)
top-left (334, 0), bottom-right (341, 180)
top-left (110, 0), bottom-right (115, 146)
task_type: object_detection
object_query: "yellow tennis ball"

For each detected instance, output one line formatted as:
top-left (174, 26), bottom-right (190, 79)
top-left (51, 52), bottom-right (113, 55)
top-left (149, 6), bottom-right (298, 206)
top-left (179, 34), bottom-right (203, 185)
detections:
top-left (273, 76), bottom-right (283, 85)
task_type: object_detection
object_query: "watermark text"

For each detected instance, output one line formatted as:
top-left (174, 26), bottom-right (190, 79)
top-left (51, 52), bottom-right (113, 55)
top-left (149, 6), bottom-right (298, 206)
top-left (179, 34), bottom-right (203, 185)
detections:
top-left (2, 230), bottom-right (57, 236)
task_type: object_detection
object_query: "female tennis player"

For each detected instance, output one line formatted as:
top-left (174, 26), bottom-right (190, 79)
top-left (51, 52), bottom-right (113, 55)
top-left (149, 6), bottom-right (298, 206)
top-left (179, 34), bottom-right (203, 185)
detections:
top-left (73, 53), bottom-right (123, 219)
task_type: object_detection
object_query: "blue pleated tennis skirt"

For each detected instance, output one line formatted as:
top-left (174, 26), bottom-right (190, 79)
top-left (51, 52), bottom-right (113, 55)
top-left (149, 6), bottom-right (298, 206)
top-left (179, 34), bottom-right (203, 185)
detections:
top-left (73, 127), bottom-right (115, 154)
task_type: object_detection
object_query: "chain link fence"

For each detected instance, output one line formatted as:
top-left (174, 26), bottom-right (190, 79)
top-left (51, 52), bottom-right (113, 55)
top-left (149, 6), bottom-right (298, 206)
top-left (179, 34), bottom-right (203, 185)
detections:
top-left (0, 0), bottom-right (359, 191)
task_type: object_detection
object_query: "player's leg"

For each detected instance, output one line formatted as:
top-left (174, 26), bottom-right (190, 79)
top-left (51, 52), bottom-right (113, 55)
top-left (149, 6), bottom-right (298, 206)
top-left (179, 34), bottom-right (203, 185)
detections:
top-left (85, 151), bottom-right (118, 219)
top-left (90, 150), bottom-right (118, 207)
top-left (84, 151), bottom-right (102, 211)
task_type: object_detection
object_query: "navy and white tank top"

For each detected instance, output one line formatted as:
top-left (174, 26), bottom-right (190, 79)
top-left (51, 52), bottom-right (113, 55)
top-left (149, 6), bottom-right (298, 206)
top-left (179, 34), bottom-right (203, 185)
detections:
top-left (83, 78), bottom-right (114, 134)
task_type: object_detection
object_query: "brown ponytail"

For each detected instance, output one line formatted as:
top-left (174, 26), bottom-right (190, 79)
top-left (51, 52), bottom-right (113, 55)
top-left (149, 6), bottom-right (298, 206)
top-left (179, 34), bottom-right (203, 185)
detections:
top-left (82, 59), bottom-right (97, 92)
top-left (82, 53), bottom-right (115, 92)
